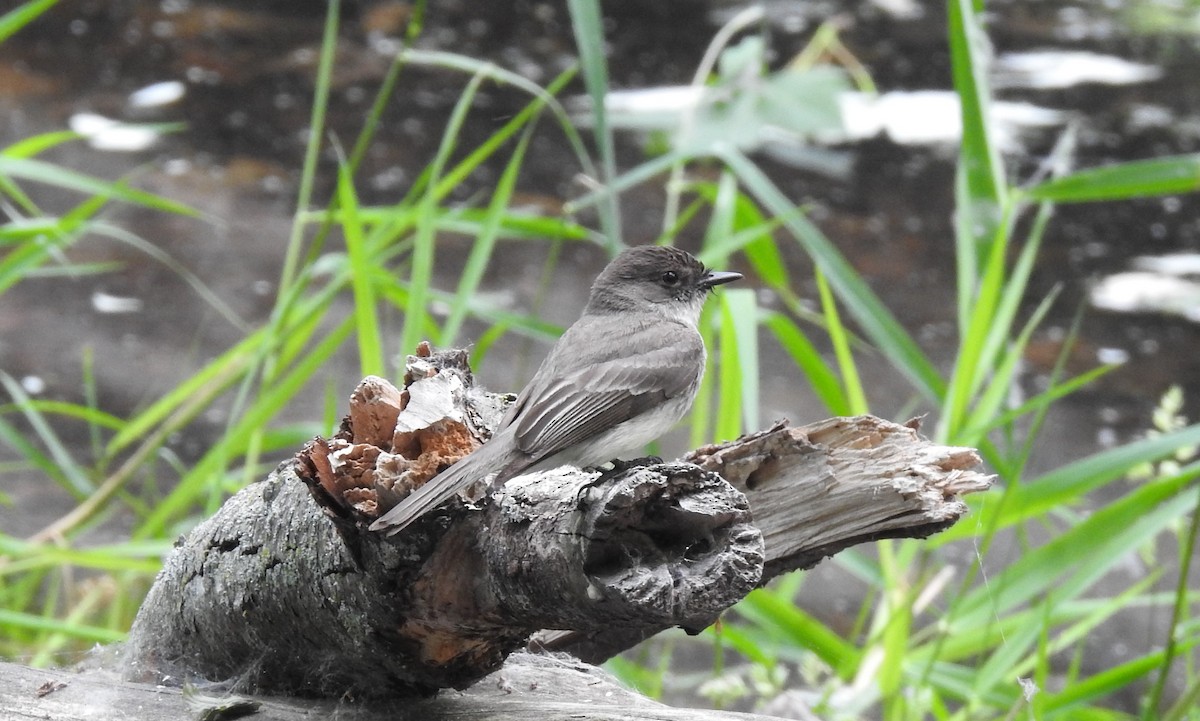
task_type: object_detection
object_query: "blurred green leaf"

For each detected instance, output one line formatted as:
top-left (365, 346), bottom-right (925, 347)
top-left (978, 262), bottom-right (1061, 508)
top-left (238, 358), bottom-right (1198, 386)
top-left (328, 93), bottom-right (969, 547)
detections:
top-left (949, 465), bottom-right (1199, 629)
top-left (948, 0), bottom-right (1007, 243)
top-left (0, 0), bottom-right (58, 44)
top-left (0, 157), bottom-right (199, 217)
top-left (337, 162), bottom-right (385, 378)
top-left (738, 586), bottom-right (859, 675)
top-left (937, 425), bottom-right (1200, 544)
top-left (762, 311), bottom-right (848, 416)
top-left (1027, 154), bottom-right (1200, 203)
top-left (718, 289), bottom-right (760, 436)
top-left (0, 608), bottom-right (125, 643)
top-left (567, 0), bottom-right (622, 248)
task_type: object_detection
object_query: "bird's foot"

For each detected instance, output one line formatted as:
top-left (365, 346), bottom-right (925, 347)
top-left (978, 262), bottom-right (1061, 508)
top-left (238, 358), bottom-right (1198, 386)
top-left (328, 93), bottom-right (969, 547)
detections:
top-left (576, 456), bottom-right (669, 504)
top-left (594, 455), bottom-right (665, 478)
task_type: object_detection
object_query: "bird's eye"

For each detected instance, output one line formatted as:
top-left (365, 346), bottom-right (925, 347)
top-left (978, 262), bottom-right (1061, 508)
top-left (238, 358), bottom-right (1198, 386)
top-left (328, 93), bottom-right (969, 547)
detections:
top-left (661, 270), bottom-right (680, 285)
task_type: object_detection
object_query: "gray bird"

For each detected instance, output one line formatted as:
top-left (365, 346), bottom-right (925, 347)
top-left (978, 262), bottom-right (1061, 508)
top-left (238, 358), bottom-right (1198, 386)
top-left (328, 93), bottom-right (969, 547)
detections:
top-left (370, 245), bottom-right (742, 536)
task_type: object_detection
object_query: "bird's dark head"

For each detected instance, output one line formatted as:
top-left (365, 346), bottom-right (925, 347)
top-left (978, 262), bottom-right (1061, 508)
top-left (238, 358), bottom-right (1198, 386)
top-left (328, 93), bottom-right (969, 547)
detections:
top-left (586, 246), bottom-right (742, 322)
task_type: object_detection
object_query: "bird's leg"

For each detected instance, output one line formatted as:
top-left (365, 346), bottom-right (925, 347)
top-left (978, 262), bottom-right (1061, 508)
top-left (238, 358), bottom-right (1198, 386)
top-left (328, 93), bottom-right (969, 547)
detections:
top-left (592, 455), bottom-right (665, 479)
top-left (575, 455), bottom-right (668, 507)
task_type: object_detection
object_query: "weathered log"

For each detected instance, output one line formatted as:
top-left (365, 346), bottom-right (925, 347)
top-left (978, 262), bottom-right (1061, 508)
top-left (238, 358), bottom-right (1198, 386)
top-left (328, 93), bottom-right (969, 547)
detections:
top-left (546, 416), bottom-right (991, 662)
top-left (1, 653), bottom-right (794, 721)
top-left (123, 344), bottom-right (991, 700)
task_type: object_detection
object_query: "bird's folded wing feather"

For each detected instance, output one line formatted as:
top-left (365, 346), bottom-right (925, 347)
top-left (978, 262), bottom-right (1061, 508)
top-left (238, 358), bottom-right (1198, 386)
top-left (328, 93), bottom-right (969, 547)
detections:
top-left (511, 332), bottom-right (703, 458)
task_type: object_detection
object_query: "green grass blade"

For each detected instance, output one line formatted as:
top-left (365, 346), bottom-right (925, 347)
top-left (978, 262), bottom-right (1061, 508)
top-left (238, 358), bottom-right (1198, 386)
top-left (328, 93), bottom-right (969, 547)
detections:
top-left (692, 175), bottom-right (793, 289)
top-left (737, 587), bottom-right (859, 674)
top-left (136, 318), bottom-right (357, 538)
top-left (1043, 651), bottom-right (1177, 713)
top-left (0, 536), bottom-right (168, 574)
top-left (432, 211), bottom-right (592, 243)
top-left (715, 294), bottom-right (744, 441)
top-left (428, 286), bottom-right (560, 343)
top-left (0, 0), bottom-right (58, 43)
top-left (398, 53), bottom-right (593, 202)
top-left (950, 466), bottom-right (1198, 626)
top-left (947, 0), bottom-right (1007, 232)
top-left (442, 128), bottom-right (533, 347)
top-left (1161, 672), bottom-right (1200, 721)
top-left (0, 415), bottom-right (65, 488)
top-left (951, 152), bottom-right (979, 335)
top-left (1142, 482), bottom-right (1200, 720)
top-left (0, 193), bottom-right (107, 281)
top-left (960, 363), bottom-right (1116, 442)
top-left (0, 400), bottom-right (124, 432)
top-left (1, 130), bottom-right (80, 159)
top-left (345, 0), bottom-right (425, 171)
top-left (1027, 154), bottom-right (1200, 203)
top-left (959, 285), bottom-right (1060, 441)
top-left (468, 322), bottom-right (511, 371)
top-left (703, 172), bottom-right (738, 258)
top-left (762, 312), bottom-right (848, 416)
top-left (690, 304), bottom-right (718, 448)
top-left (308, 202), bottom-right (588, 248)
top-left (567, 148), bottom-right (706, 219)
top-left (336, 162), bottom-right (384, 377)
top-left (89, 221), bottom-right (248, 332)
top-left (0, 157), bottom-right (198, 217)
top-left (935, 425), bottom-right (1200, 544)
top-left (105, 328), bottom-right (263, 455)
top-left (401, 72), bottom-right (486, 357)
top-left (566, 0), bottom-right (622, 248)
top-left (815, 271), bottom-right (866, 415)
top-left (956, 202), bottom-right (1054, 440)
top-left (278, 0), bottom-right (338, 294)
top-left (719, 289), bottom-right (759, 435)
top-left (0, 608), bottom-right (125, 644)
top-left (0, 373), bottom-right (94, 497)
top-left (741, 232), bottom-right (790, 289)
top-left (943, 205), bottom-right (1015, 434)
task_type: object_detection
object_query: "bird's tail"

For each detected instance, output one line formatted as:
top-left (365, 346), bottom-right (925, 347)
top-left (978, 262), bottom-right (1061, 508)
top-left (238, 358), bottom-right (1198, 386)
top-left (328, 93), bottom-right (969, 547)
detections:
top-left (368, 460), bottom-right (476, 536)
top-left (368, 439), bottom-right (518, 537)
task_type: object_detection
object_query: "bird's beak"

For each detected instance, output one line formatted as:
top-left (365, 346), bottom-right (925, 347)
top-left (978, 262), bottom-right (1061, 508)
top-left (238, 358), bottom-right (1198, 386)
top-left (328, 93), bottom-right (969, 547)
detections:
top-left (698, 270), bottom-right (743, 290)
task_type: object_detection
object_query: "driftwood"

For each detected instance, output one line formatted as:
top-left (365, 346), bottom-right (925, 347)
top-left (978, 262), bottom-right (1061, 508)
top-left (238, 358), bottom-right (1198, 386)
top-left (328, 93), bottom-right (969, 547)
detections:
top-left (121, 344), bottom-right (991, 702)
top-left (0, 653), bottom-right (793, 721)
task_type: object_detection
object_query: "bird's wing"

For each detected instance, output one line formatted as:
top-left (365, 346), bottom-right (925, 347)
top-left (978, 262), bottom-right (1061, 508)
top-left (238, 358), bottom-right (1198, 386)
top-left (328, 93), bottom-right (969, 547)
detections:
top-left (510, 328), bottom-right (704, 461)
top-left (370, 324), bottom-right (703, 537)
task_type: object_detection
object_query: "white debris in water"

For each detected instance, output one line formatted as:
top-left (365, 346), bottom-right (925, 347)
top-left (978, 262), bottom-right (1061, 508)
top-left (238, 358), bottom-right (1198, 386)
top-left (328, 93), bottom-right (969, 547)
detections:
top-left (1127, 103), bottom-right (1175, 130)
top-left (869, 0), bottom-right (924, 20)
top-left (837, 91), bottom-right (1066, 149)
top-left (838, 91), bottom-right (960, 145)
top-left (1093, 253), bottom-right (1200, 322)
top-left (91, 291), bottom-right (144, 314)
top-left (164, 158), bottom-right (192, 176)
top-left (596, 87), bottom-right (1066, 152)
top-left (20, 375), bottom-right (46, 395)
top-left (1090, 271), bottom-right (1200, 322)
top-left (994, 50), bottom-right (1162, 89)
top-left (1095, 347), bottom-right (1130, 365)
top-left (69, 112), bottom-right (119, 136)
top-left (68, 113), bottom-right (161, 152)
top-left (602, 85), bottom-right (703, 118)
top-left (128, 80), bottom-right (186, 108)
top-left (1131, 253), bottom-right (1200, 276)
